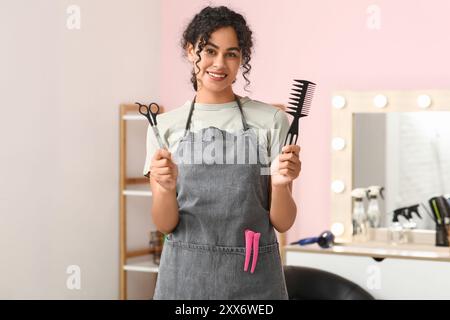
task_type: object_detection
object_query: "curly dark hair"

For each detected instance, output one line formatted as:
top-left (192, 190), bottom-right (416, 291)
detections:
top-left (181, 6), bottom-right (254, 92)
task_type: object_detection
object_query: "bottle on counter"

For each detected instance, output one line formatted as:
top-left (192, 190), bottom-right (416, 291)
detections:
top-left (366, 186), bottom-right (384, 228)
top-left (388, 208), bottom-right (407, 245)
top-left (351, 188), bottom-right (369, 242)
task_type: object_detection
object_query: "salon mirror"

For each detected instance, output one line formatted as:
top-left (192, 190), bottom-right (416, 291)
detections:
top-left (330, 90), bottom-right (450, 242)
top-left (354, 112), bottom-right (450, 230)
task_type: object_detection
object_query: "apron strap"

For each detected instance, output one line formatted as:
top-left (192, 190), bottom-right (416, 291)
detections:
top-left (236, 95), bottom-right (249, 131)
top-left (183, 94), bottom-right (249, 137)
top-left (183, 95), bottom-right (196, 137)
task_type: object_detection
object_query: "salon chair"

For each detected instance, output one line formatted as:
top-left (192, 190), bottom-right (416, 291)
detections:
top-left (283, 265), bottom-right (375, 300)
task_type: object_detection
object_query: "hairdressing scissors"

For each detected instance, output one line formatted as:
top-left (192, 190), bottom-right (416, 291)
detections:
top-left (136, 102), bottom-right (167, 149)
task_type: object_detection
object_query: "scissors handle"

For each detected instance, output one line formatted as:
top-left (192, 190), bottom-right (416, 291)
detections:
top-left (135, 103), bottom-right (152, 125)
top-left (136, 102), bottom-right (148, 116)
top-left (148, 103), bottom-right (160, 125)
top-left (135, 101), bottom-right (165, 148)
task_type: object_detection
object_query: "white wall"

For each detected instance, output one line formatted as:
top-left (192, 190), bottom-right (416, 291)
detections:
top-left (0, 0), bottom-right (160, 299)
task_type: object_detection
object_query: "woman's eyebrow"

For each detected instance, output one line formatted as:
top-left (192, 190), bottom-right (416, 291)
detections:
top-left (206, 41), bottom-right (240, 52)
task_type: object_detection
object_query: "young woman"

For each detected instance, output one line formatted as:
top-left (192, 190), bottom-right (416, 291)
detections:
top-left (143, 6), bottom-right (301, 300)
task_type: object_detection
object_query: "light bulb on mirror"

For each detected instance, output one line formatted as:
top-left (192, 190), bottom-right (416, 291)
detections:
top-left (417, 94), bottom-right (431, 109)
top-left (332, 95), bottom-right (346, 109)
top-left (331, 180), bottom-right (345, 193)
top-left (331, 223), bottom-right (345, 237)
top-left (332, 137), bottom-right (346, 151)
top-left (373, 94), bottom-right (388, 109)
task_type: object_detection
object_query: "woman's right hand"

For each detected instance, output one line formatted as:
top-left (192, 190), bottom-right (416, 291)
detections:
top-left (150, 149), bottom-right (178, 192)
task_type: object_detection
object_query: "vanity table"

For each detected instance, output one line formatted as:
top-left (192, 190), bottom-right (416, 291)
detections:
top-left (284, 241), bottom-right (450, 299)
top-left (286, 90), bottom-right (450, 300)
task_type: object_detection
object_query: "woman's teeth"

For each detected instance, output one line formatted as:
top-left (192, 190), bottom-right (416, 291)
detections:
top-left (207, 71), bottom-right (227, 79)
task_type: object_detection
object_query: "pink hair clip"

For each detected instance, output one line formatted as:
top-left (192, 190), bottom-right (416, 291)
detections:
top-left (244, 229), bottom-right (254, 272)
top-left (244, 229), bottom-right (261, 274)
top-left (251, 232), bottom-right (261, 274)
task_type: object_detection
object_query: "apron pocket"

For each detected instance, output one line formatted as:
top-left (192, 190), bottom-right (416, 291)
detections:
top-left (156, 239), bottom-right (287, 300)
top-left (213, 245), bottom-right (287, 300)
top-left (155, 241), bottom-right (215, 299)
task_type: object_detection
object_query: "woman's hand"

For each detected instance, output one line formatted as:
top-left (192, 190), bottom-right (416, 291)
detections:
top-left (270, 145), bottom-right (301, 186)
top-left (150, 149), bottom-right (178, 192)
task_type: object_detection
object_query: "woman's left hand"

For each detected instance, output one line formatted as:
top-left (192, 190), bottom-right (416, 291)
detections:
top-left (270, 145), bottom-right (302, 186)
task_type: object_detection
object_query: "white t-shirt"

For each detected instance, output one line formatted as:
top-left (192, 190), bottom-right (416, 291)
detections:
top-left (143, 95), bottom-right (290, 177)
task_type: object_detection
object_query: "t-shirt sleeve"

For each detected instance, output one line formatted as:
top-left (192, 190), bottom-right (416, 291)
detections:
top-left (142, 124), bottom-right (159, 178)
top-left (269, 109), bottom-right (290, 163)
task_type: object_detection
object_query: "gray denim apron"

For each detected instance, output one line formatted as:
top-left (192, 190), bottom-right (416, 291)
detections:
top-left (153, 95), bottom-right (288, 300)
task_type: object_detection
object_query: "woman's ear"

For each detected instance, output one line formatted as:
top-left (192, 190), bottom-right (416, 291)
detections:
top-left (186, 43), bottom-right (195, 63)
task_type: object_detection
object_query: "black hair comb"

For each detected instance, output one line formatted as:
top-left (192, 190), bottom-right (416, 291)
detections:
top-left (284, 79), bottom-right (316, 146)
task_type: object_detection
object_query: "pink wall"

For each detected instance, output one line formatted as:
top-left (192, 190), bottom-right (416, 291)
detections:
top-left (159, 0), bottom-right (450, 243)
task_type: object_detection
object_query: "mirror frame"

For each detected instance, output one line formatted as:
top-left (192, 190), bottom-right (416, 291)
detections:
top-left (330, 90), bottom-right (450, 243)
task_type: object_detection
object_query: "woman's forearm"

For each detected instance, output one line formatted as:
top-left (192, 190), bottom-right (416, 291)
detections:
top-left (269, 182), bottom-right (297, 233)
top-left (150, 178), bottom-right (179, 234)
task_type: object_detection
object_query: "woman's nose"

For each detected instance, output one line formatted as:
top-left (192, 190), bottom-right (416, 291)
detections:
top-left (212, 53), bottom-right (226, 68)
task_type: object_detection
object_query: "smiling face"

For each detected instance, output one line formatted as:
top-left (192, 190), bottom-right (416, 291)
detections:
top-left (187, 26), bottom-right (242, 98)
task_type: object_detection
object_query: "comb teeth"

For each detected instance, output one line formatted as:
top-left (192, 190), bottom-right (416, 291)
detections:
top-left (294, 79), bottom-right (315, 85)
top-left (286, 80), bottom-right (316, 117)
top-left (284, 80), bottom-right (316, 146)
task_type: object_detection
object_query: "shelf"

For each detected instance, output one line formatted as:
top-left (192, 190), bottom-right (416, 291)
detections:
top-left (123, 183), bottom-right (152, 197)
top-left (122, 114), bottom-right (146, 121)
top-left (123, 190), bottom-right (152, 197)
top-left (124, 256), bottom-right (159, 273)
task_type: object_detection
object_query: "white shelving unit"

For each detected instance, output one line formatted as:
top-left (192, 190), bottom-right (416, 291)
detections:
top-left (119, 103), bottom-right (163, 300)
top-left (124, 256), bottom-right (160, 273)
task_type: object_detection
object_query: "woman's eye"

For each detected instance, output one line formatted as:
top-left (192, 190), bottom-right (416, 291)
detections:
top-left (205, 48), bottom-right (215, 55)
top-left (227, 52), bottom-right (238, 58)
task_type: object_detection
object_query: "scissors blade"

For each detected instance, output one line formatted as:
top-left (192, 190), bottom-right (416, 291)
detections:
top-left (151, 113), bottom-right (157, 126)
top-left (152, 126), bottom-right (167, 149)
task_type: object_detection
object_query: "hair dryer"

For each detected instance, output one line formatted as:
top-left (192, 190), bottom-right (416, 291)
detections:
top-left (290, 230), bottom-right (335, 249)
